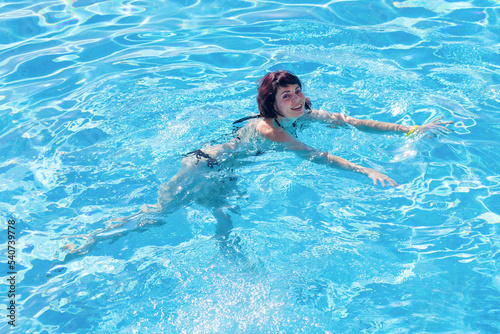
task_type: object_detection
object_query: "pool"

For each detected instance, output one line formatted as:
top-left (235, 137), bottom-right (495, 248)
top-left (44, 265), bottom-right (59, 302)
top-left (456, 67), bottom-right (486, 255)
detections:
top-left (1, 0), bottom-right (500, 333)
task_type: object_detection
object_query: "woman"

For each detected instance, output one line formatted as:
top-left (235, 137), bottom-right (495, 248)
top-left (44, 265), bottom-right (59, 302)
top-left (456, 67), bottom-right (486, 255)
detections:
top-left (62, 70), bottom-right (452, 257)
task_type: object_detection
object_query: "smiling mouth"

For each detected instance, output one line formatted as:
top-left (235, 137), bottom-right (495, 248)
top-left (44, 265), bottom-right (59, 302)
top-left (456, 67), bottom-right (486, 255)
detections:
top-left (291, 105), bottom-right (303, 111)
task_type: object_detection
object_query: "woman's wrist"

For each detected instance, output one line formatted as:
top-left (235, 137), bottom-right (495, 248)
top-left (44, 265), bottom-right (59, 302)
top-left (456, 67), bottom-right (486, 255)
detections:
top-left (354, 166), bottom-right (367, 174)
top-left (405, 125), bottom-right (419, 136)
top-left (399, 125), bottom-right (411, 133)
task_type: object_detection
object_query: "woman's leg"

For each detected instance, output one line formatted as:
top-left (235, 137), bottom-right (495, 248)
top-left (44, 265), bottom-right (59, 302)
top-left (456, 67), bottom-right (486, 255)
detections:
top-left (60, 162), bottom-right (245, 264)
top-left (212, 201), bottom-right (251, 265)
top-left (60, 167), bottom-right (195, 256)
top-left (61, 203), bottom-right (163, 256)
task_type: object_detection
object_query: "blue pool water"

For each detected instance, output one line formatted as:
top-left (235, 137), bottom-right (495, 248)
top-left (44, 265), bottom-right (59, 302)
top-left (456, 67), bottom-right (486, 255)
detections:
top-left (1, 0), bottom-right (500, 333)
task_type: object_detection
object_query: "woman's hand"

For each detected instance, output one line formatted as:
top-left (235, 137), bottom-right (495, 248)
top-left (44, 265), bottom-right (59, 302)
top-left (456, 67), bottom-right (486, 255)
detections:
top-left (415, 117), bottom-right (454, 135)
top-left (362, 167), bottom-right (398, 187)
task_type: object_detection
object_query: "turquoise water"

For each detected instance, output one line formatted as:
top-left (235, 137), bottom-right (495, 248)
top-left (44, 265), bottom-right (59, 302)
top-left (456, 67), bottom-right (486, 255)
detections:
top-left (1, 0), bottom-right (500, 333)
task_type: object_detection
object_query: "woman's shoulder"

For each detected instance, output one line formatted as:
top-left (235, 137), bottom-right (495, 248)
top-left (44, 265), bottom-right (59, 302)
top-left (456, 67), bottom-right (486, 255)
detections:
top-left (255, 118), bottom-right (274, 136)
top-left (256, 118), bottom-right (298, 143)
top-left (229, 117), bottom-right (268, 145)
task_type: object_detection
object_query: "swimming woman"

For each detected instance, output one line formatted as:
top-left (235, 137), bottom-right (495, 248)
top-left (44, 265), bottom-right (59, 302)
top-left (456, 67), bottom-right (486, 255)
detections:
top-left (62, 70), bottom-right (453, 257)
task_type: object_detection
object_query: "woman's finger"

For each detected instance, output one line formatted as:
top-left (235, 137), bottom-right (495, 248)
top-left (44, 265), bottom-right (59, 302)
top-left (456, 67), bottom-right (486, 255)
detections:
top-left (437, 127), bottom-right (455, 134)
top-left (431, 126), bottom-right (453, 132)
top-left (385, 177), bottom-right (398, 187)
top-left (418, 123), bottom-right (454, 134)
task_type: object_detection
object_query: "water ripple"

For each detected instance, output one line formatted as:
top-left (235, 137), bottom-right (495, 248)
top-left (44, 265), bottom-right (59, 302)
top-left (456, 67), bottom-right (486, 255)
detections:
top-left (2, 0), bottom-right (500, 333)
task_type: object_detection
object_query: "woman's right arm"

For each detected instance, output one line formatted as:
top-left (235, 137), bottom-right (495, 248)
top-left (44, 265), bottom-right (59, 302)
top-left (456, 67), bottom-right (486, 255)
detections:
top-left (256, 119), bottom-right (398, 187)
top-left (308, 109), bottom-right (453, 135)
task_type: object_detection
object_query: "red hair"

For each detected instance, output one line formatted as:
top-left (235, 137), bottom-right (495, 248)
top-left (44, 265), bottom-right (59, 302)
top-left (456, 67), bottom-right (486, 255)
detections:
top-left (257, 70), bottom-right (312, 118)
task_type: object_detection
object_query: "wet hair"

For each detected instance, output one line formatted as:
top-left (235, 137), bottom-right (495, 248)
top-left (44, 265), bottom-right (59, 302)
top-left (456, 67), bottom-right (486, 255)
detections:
top-left (257, 70), bottom-right (312, 118)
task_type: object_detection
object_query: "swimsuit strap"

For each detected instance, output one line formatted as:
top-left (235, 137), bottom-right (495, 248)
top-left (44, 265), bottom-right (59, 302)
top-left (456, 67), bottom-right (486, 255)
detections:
top-left (232, 114), bottom-right (261, 125)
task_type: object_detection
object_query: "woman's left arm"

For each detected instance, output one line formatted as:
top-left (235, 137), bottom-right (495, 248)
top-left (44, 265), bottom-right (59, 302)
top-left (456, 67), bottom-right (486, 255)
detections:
top-left (308, 109), bottom-right (453, 135)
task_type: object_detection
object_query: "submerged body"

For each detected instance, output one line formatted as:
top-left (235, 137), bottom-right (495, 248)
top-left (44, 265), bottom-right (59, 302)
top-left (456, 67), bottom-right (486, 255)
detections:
top-left (156, 118), bottom-right (269, 213)
top-left (62, 70), bottom-right (452, 258)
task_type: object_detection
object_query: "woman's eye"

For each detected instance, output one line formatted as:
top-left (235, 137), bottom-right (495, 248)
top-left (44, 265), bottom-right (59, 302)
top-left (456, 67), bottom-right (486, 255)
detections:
top-left (283, 94), bottom-right (290, 99)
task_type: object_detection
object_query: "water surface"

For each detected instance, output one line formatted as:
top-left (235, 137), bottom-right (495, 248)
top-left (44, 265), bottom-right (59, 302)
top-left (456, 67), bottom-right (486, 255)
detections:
top-left (1, 0), bottom-right (500, 333)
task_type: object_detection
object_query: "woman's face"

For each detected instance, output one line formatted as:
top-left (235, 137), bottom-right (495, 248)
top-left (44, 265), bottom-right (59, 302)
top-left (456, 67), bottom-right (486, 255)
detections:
top-left (274, 84), bottom-right (305, 120)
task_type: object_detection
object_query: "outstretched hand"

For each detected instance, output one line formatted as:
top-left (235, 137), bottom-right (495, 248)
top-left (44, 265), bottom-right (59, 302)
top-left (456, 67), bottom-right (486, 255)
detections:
top-left (363, 168), bottom-right (398, 187)
top-left (416, 117), bottom-right (454, 135)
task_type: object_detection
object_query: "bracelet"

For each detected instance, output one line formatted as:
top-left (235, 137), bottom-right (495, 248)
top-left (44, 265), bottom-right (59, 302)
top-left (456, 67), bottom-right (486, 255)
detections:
top-left (405, 125), bottom-right (419, 137)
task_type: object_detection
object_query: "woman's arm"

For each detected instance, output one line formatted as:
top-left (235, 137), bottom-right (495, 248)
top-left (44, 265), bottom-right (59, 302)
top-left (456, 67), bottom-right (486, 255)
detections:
top-left (309, 109), bottom-right (453, 135)
top-left (306, 151), bottom-right (398, 187)
top-left (256, 119), bottom-right (398, 187)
